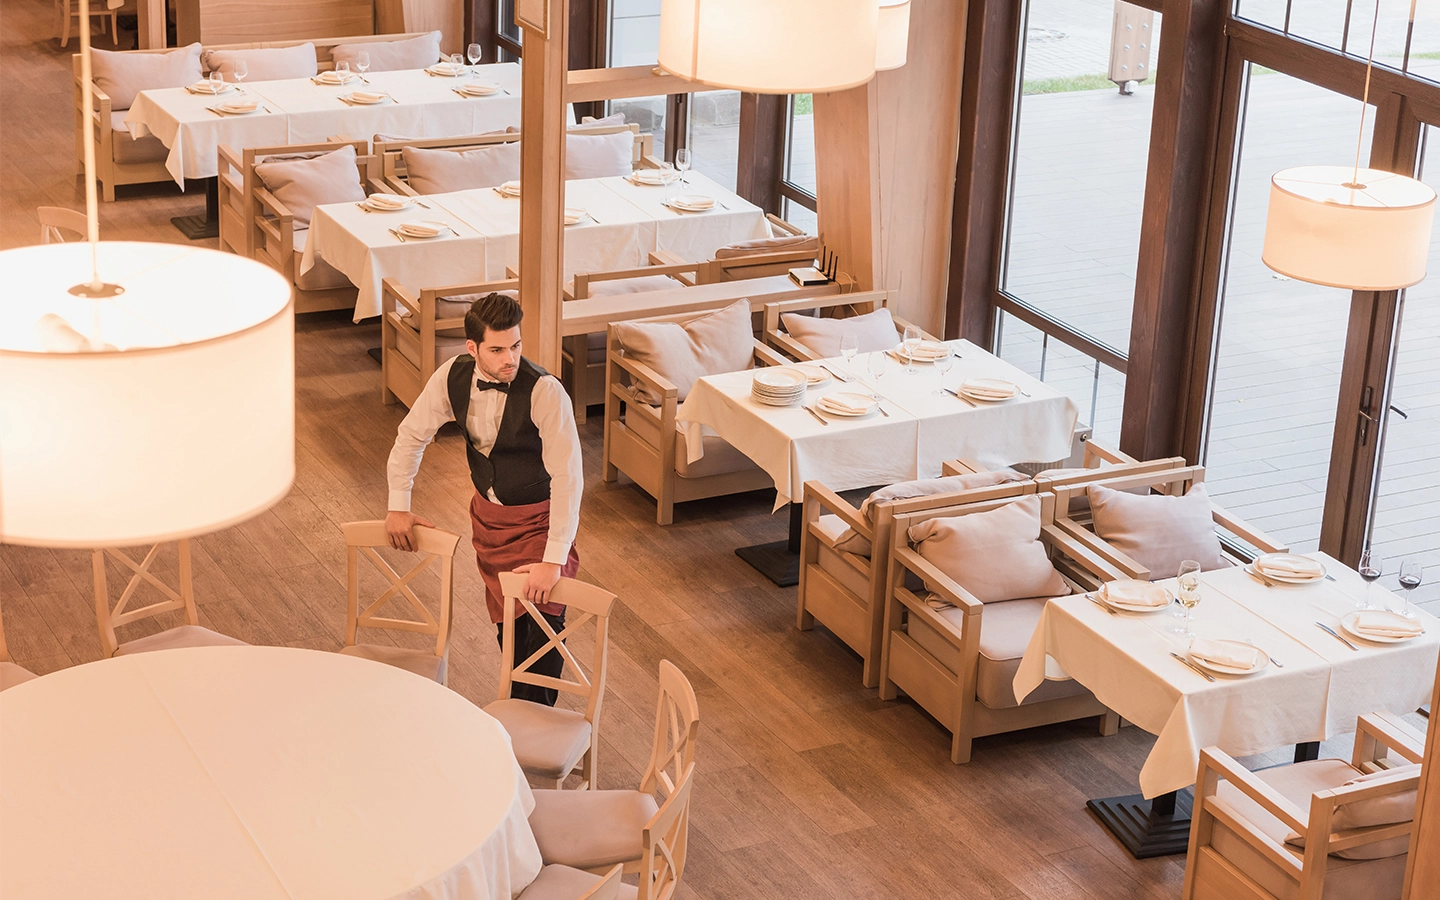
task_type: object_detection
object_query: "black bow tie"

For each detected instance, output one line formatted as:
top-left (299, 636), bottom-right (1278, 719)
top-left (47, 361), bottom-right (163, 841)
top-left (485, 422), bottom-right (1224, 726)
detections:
top-left (476, 379), bottom-right (509, 393)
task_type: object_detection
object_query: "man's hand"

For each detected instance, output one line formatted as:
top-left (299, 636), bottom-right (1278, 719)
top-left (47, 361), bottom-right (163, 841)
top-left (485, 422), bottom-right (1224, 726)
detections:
top-left (385, 510), bottom-right (435, 551)
top-left (513, 561), bottom-right (562, 604)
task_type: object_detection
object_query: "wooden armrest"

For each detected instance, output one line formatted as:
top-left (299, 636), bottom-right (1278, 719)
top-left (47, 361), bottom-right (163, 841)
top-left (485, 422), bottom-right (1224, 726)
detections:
top-left (217, 144), bottom-right (243, 173)
top-left (802, 481), bottom-right (868, 537)
top-left (254, 186), bottom-right (292, 221)
top-left (382, 176), bottom-right (418, 196)
top-left (1052, 518), bottom-right (1150, 579)
top-left (1200, 747), bottom-right (1309, 834)
top-left (765, 213), bottom-right (804, 237)
top-left (764, 329), bottom-right (820, 362)
top-left (1040, 524), bottom-right (1130, 583)
top-left (382, 279), bottom-right (421, 318)
top-left (752, 341), bottom-right (788, 368)
top-left (649, 249), bottom-right (688, 266)
top-left (892, 314), bottom-right (939, 343)
top-left (1211, 504), bottom-right (1288, 554)
top-left (637, 153), bottom-right (664, 169)
top-left (505, 266), bottom-right (519, 279)
top-left (891, 545), bottom-right (983, 614)
top-left (941, 459), bottom-right (985, 476)
top-left (1355, 712), bottom-right (1427, 765)
top-left (647, 250), bottom-right (697, 286)
top-left (610, 353), bottom-right (678, 401)
top-left (1082, 440), bottom-right (1138, 466)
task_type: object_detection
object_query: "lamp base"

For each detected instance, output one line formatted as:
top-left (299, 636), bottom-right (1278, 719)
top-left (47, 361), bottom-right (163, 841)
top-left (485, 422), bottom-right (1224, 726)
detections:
top-left (68, 281), bottom-right (125, 298)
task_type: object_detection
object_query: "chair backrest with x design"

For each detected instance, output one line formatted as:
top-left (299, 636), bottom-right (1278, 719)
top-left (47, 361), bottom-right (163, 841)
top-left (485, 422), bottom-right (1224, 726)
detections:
top-left (38, 206), bottom-right (87, 244)
top-left (637, 762), bottom-right (695, 900)
top-left (497, 572), bottom-right (616, 724)
top-left (639, 660), bottom-right (700, 800)
top-left (92, 540), bottom-right (198, 658)
top-left (342, 521), bottom-right (461, 664)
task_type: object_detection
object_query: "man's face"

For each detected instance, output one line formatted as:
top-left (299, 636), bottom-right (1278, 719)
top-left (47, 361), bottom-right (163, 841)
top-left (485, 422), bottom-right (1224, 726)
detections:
top-left (467, 325), bottom-right (522, 383)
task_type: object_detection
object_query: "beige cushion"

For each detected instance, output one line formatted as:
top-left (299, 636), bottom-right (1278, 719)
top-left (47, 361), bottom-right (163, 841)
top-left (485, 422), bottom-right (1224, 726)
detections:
top-left (781, 306), bottom-right (897, 359)
top-left (908, 495), bottom-right (1070, 603)
top-left (529, 789), bottom-right (659, 869)
top-left (565, 131), bottom-right (634, 180)
top-left (108, 111), bottom-right (169, 164)
top-left (1088, 482), bottom-right (1227, 579)
top-left (624, 401), bottom-right (758, 479)
top-left (517, 864), bottom-right (637, 900)
top-left (403, 143), bottom-right (521, 194)
top-left (113, 624), bottom-right (247, 656)
top-left (817, 539), bottom-right (871, 602)
top-left (1282, 764), bottom-right (1420, 859)
top-left (91, 43), bottom-right (202, 110)
top-left (204, 44), bottom-right (317, 82)
top-left (485, 698), bottom-right (592, 779)
top-left (614, 299), bottom-right (753, 404)
top-left (0, 661), bottom-right (39, 692)
top-left (568, 273), bottom-right (680, 299)
top-left (255, 145), bottom-right (366, 228)
top-left (331, 31), bottom-right (442, 72)
top-left (338, 644), bottom-right (444, 683)
top-left (291, 229), bottom-right (355, 292)
top-left (396, 328), bottom-right (468, 371)
top-left (716, 233), bottom-right (818, 259)
top-left (832, 470), bottom-right (1030, 557)
top-left (1211, 821), bottom-right (1405, 900)
top-left (571, 113), bottom-right (627, 131)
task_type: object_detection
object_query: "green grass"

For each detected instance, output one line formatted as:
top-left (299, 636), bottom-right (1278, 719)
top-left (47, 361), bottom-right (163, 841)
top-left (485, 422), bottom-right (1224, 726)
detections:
top-left (792, 93), bottom-right (813, 116)
top-left (1022, 73), bottom-right (1156, 95)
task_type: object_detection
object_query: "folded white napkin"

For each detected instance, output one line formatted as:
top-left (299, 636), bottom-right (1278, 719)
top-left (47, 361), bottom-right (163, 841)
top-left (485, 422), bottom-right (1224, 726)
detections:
top-left (632, 170), bottom-right (672, 185)
top-left (670, 194), bottom-right (715, 209)
top-left (217, 100), bottom-right (258, 114)
top-left (367, 193), bottom-right (410, 209)
top-left (400, 221), bottom-right (443, 238)
top-left (1353, 611), bottom-right (1424, 638)
top-left (794, 365), bottom-right (830, 385)
top-left (820, 393), bottom-right (874, 416)
top-left (1189, 638), bottom-right (1260, 670)
top-left (460, 82), bottom-right (498, 95)
top-left (348, 90), bottom-right (388, 103)
top-left (496, 180), bottom-right (521, 196)
top-left (428, 62), bottom-right (466, 75)
top-left (961, 377), bottom-right (1016, 399)
top-left (1256, 554), bottom-right (1325, 579)
top-left (1103, 579), bottom-right (1170, 608)
top-left (909, 341), bottom-right (948, 359)
top-left (314, 71), bottom-right (356, 84)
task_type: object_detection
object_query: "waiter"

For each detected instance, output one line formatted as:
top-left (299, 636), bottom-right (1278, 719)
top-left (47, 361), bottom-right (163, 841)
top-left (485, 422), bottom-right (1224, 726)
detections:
top-left (384, 293), bottom-right (582, 707)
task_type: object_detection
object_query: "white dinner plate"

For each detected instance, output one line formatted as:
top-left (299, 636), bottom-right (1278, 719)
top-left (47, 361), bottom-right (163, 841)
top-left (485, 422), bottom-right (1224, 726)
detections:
top-left (397, 220), bottom-right (451, 239)
top-left (1340, 610), bottom-right (1426, 644)
top-left (631, 170), bottom-right (676, 186)
top-left (188, 81), bottom-right (233, 95)
top-left (665, 194), bottom-right (716, 212)
top-left (314, 71), bottom-right (359, 85)
top-left (563, 207), bottom-right (587, 226)
top-left (1097, 580), bottom-right (1173, 613)
top-left (817, 392), bottom-right (878, 418)
top-left (427, 63), bottom-right (468, 77)
top-left (495, 180), bottom-right (521, 198)
top-left (363, 194), bottom-right (415, 212)
top-left (457, 82), bottom-right (500, 96)
top-left (342, 91), bottom-right (391, 105)
top-left (1252, 553), bottom-right (1327, 584)
top-left (212, 101), bottom-right (260, 115)
top-left (1188, 640), bottom-right (1270, 676)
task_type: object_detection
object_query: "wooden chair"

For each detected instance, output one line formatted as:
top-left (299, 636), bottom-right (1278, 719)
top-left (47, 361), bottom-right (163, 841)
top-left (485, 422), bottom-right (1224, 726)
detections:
top-left (484, 571), bottom-right (616, 791)
top-left (73, 34), bottom-right (430, 201)
top-left (218, 138), bottom-right (378, 314)
top-left (877, 485), bottom-right (1122, 763)
top-left (601, 307), bottom-right (789, 525)
top-left (529, 660), bottom-right (700, 876)
top-left (1043, 463), bottom-right (1286, 581)
top-left (38, 206), bottom-right (87, 243)
top-left (340, 520), bottom-right (460, 685)
top-left (516, 864), bottom-right (624, 900)
top-left (380, 276), bottom-right (518, 407)
top-left (55, 0), bottom-right (119, 49)
top-left (650, 214), bottom-right (820, 285)
top-left (0, 596), bottom-right (39, 692)
top-left (1182, 712), bottom-right (1425, 900)
top-left (92, 541), bottom-right (248, 658)
top-left (761, 291), bottom-right (936, 363)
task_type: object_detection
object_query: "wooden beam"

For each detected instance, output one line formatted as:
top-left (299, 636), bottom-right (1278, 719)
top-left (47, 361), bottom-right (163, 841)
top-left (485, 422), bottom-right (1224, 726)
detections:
top-left (736, 93), bottom-right (787, 215)
top-left (518, 0), bottom-right (568, 373)
top-left (137, 0), bottom-right (165, 48)
top-left (813, 83), bottom-right (877, 291)
top-left (564, 66), bottom-right (691, 104)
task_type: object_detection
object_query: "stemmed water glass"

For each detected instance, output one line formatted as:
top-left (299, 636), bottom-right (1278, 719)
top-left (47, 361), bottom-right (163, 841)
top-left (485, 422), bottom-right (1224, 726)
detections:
top-left (839, 332), bottom-right (858, 379)
top-left (867, 350), bottom-right (886, 387)
top-left (902, 324), bottom-right (921, 374)
top-left (467, 42), bottom-right (482, 77)
top-left (232, 60), bottom-right (248, 90)
top-left (933, 346), bottom-right (954, 394)
top-left (1173, 560), bottom-right (1202, 639)
top-left (1358, 547), bottom-right (1382, 610)
top-left (659, 161), bottom-right (677, 201)
top-left (675, 148), bottom-right (692, 187)
top-left (208, 68), bottom-right (225, 92)
top-left (356, 51), bottom-right (370, 82)
top-left (335, 60), bottom-right (351, 83)
top-left (1397, 558), bottom-right (1423, 618)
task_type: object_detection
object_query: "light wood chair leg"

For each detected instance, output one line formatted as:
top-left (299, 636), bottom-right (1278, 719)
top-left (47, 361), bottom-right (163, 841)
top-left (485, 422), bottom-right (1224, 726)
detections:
top-left (1099, 709), bottom-right (1120, 736)
top-left (60, 1), bottom-right (71, 47)
top-left (950, 729), bottom-right (973, 765)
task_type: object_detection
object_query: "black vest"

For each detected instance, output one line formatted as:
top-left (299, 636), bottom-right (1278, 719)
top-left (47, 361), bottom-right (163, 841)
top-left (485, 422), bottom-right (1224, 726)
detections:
top-left (447, 356), bottom-right (553, 506)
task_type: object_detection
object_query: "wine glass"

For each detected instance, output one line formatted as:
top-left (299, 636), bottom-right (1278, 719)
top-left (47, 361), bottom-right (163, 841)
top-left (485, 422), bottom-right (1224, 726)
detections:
top-left (452, 53), bottom-right (466, 73)
top-left (335, 60), bottom-right (351, 82)
top-left (839, 332), bottom-right (859, 378)
top-left (902, 324), bottom-right (922, 374)
top-left (356, 51), bottom-right (370, 81)
top-left (659, 161), bottom-right (677, 200)
top-left (1397, 559), bottom-right (1423, 618)
top-left (867, 350), bottom-right (886, 387)
top-left (675, 148), bottom-right (692, 187)
top-left (208, 68), bottom-right (225, 92)
top-left (1358, 547), bottom-right (1382, 610)
top-left (232, 60), bottom-right (247, 90)
top-left (467, 42), bottom-right (482, 77)
top-left (1174, 560), bottom-right (1202, 638)
top-left (933, 347), bottom-right (954, 395)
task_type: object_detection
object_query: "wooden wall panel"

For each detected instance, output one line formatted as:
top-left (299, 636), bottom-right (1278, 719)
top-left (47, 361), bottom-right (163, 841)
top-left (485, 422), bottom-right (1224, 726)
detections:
top-left (197, 0), bottom-right (374, 44)
top-left (376, 0), bottom-right (463, 54)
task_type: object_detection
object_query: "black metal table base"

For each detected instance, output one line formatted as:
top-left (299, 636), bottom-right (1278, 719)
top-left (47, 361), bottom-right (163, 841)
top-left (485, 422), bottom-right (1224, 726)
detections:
top-left (172, 176), bottom-right (220, 240)
top-left (1087, 788), bottom-right (1194, 858)
top-left (735, 501), bottom-right (804, 587)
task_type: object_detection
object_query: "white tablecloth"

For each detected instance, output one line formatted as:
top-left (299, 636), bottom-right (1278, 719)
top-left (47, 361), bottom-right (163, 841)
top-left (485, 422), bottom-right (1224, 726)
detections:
top-left (125, 63), bottom-right (523, 184)
top-left (676, 341), bottom-right (1079, 509)
top-left (302, 172), bottom-right (768, 321)
top-left (1013, 552), bottom-right (1439, 798)
top-left (0, 646), bottom-right (543, 900)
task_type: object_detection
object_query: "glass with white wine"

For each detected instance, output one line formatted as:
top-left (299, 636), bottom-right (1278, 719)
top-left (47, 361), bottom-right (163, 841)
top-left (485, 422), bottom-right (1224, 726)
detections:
top-left (1173, 560), bottom-right (1202, 639)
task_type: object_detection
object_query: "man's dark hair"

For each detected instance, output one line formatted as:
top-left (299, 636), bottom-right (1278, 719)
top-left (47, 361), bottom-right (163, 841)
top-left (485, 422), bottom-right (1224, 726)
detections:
top-left (464, 292), bottom-right (524, 343)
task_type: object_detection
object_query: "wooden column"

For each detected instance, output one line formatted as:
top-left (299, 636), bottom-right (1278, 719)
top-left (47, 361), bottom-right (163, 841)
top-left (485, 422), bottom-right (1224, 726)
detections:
top-left (137, 0), bottom-right (165, 49)
top-left (736, 93), bottom-right (787, 215)
top-left (1117, 0), bottom-right (1227, 461)
top-left (813, 83), bottom-right (878, 292)
top-left (1404, 656), bottom-right (1440, 897)
top-left (517, 0), bottom-right (568, 372)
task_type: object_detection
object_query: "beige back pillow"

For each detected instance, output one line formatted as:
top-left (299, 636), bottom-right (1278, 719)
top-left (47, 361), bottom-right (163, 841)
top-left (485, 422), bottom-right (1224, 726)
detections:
top-left (833, 470), bottom-right (1030, 557)
top-left (254, 145), bottom-right (366, 228)
top-left (91, 43), bottom-right (203, 110)
top-left (615, 299), bottom-right (754, 404)
top-left (331, 31), bottom-right (442, 72)
top-left (1285, 764), bottom-right (1420, 860)
top-left (403, 143), bottom-right (521, 194)
top-left (1087, 482), bottom-right (1227, 579)
top-left (715, 234), bottom-right (818, 259)
top-left (205, 44), bottom-right (317, 82)
top-left (907, 495), bottom-right (1070, 603)
top-left (565, 131), bottom-right (634, 179)
top-left (781, 307), bottom-right (898, 359)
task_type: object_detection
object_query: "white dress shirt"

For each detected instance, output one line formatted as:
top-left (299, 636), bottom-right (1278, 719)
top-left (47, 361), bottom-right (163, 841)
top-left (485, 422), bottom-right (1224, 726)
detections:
top-left (387, 356), bottom-right (583, 566)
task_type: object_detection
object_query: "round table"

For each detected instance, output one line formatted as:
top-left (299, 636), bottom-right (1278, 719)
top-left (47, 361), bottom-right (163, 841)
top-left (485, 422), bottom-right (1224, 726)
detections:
top-left (0, 646), bottom-right (542, 899)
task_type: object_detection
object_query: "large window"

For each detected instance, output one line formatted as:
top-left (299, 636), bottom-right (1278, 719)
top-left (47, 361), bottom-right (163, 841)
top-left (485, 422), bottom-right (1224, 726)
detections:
top-left (781, 94), bottom-right (817, 232)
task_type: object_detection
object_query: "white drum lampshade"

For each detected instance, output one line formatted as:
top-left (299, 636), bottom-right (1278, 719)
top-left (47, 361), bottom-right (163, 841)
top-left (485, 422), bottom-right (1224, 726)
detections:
top-left (1263, 165), bottom-right (1437, 291)
top-left (658, 0), bottom-right (879, 94)
top-left (876, 0), bottom-right (911, 71)
top-left (0, 242), bottom-right (295, 548)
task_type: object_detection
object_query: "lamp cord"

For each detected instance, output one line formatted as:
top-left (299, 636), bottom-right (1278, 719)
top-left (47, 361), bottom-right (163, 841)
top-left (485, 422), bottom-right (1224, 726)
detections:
top-left (78, 0), bottom-right (102, 290)
top-left (1350, 0), bottom-right (1383, 188)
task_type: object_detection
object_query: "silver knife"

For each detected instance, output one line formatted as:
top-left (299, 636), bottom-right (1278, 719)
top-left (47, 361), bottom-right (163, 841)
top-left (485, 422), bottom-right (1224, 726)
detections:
top-left (803, 405), bottom-right (829, 426)
top-left (943, 387), bottom-right (977, 408)
top-left (1315, 621), bottom-right (1360, 651)
top-left (1085, 593), bottom-right (1117, 616)
top-left (1169, 651), bottom-right (1217, 682)
top-left (818, 362), bottom-right (849, 382)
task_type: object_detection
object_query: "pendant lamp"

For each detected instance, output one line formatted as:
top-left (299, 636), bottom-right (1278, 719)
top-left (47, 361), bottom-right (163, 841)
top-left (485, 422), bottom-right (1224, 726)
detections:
top-left (1263, 0), bottom-right (1436, 290)
top-left (658, 0), bottom-right (879, 94)
top-left (0, 0), bottom-right (295, 549)
top-left (876, 0), bottom-right (911, 71)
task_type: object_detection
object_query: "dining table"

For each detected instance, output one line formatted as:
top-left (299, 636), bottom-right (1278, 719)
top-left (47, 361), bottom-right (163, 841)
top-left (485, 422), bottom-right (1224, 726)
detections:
top-left (676, 342), bottom-right (1079, 584)
top-left (122, 63), bottom-right (523, 239)
top-left (0, 645), bottom-right (543, 899)
top-left (1012, 552), bottom-right (1439, 858)
top-left (302, 171), bottom-right (770, 322)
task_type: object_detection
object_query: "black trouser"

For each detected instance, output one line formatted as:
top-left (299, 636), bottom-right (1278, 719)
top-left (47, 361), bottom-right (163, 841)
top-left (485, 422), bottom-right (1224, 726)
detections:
top-left (496, 610), bottom-right (566, 706)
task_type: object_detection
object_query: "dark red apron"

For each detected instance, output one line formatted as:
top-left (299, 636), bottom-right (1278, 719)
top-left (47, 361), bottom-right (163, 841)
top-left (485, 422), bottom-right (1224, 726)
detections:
top-left (469, 492), bottom-right (578, 623)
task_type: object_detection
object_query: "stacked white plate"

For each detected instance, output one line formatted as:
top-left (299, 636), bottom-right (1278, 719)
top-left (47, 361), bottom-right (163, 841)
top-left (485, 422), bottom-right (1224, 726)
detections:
top-left (665, 194), bottom-right (715, 212)
top-left (889, 340), bottom-right (948, 364)
top-left (958, 377), bottom-right (1017, 402)
top-left (752, 368), bottom-right (807, 407)
top-left (1340, 610), bottom-right (1425, 643)
top-left (364, 193), bottom-right (414, 212)
top-left (457, 82), bottom-right (499, 96)
top-left (817, 392), bottom-right (878, 418)
top-left (495, 180), bottom-right (521, 198)
top-left (1250, 553), bottom-right (1326, 584)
